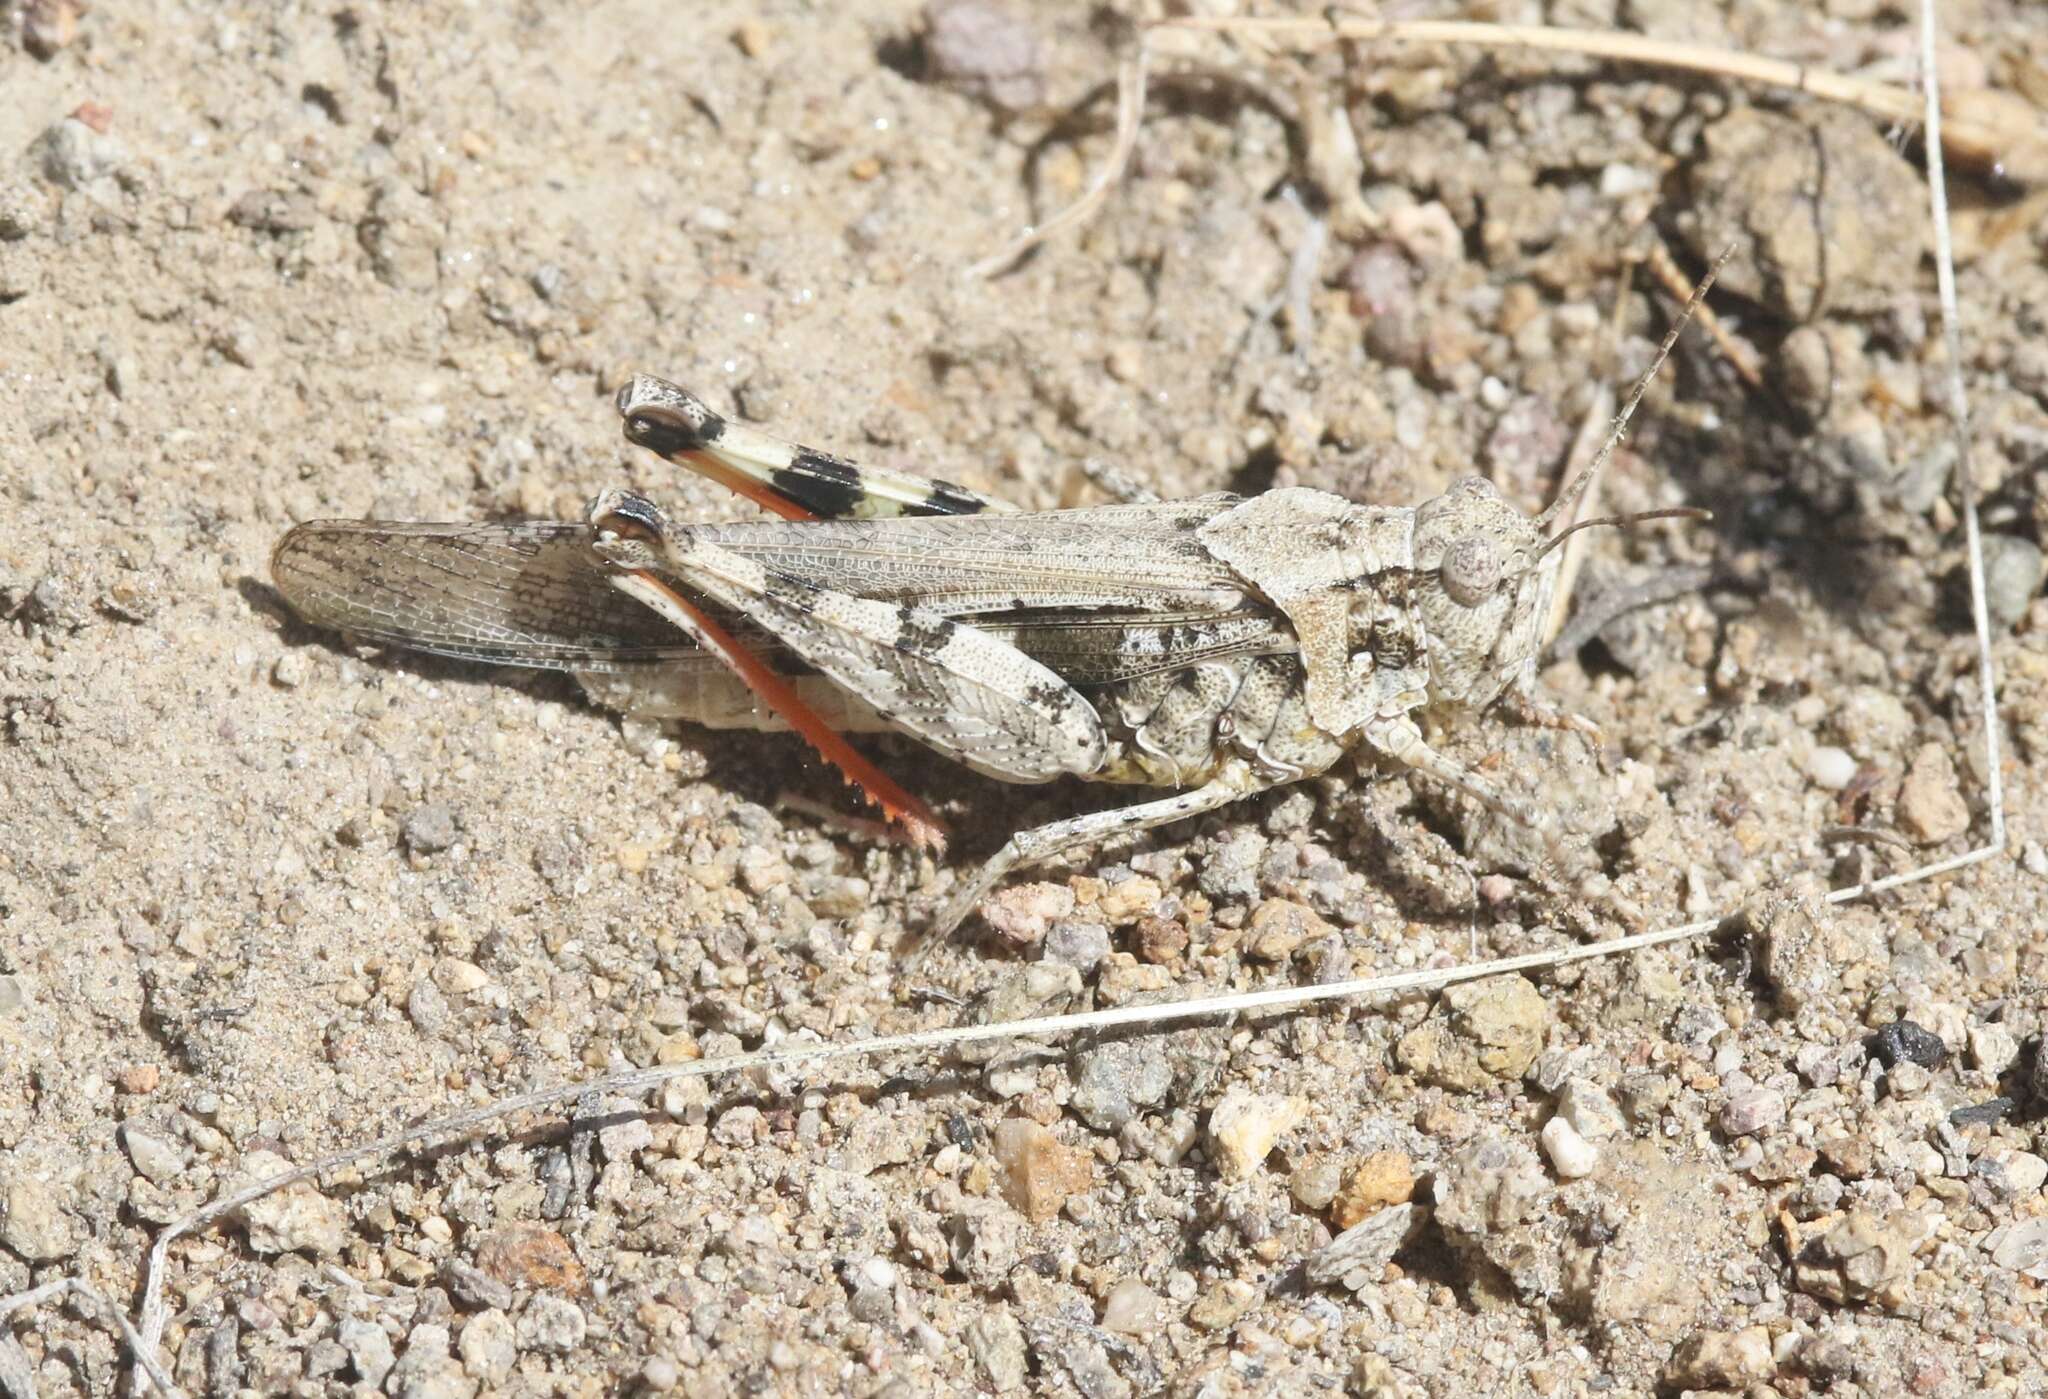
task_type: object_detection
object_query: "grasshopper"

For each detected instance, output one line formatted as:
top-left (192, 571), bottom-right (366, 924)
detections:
top-left (273, 278), bottom-right (1714, 946)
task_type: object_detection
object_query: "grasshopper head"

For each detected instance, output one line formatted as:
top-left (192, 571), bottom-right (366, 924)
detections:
top-left (1406, 251), bottom-right (1728, 711)
top-left (1410, 477), bottom-right (1557, 710)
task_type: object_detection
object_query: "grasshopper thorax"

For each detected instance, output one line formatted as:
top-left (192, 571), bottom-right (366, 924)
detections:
top-left (1409, 476), bottom-right (1556, 712)
top-left (1197, 480), bottom-right (1562, 742)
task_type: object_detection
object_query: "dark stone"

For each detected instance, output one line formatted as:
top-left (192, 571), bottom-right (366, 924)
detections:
top-left (1867, 1019), bottom-right (1945, 1070)
top-left (1949, 1097), bottom-right (2016, 1129)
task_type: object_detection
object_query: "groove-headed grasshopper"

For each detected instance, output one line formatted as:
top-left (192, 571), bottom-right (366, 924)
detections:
top-left (273, 280), bottom-right (1713, 945)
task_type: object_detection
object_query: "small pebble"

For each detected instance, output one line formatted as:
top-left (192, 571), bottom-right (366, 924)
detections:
top-left (1186, 1279), bottom-right (1258, 1331)
top-left (1306, 1202), bottom-right (1429, 1290)
top-left (1980, 533), bottom-right (2044, 630)
top-left (1989, 1218), bottom-right (2048, 1276)
top-left (235, 1150), bottom-right (348, 1257)
top-left (1883, 1061), bottom-right (1932, 1097)
top-left (433, 957), bottom-right (489, 996)
top-left (1042, 919), bottom-right (1110, 970)
top-left (1099, 1278), bottom-right (1163, 1335)
top-left (0, 1175), bottom-right (75, 1262)
top-left (442, 1260), bottom-right (514, 1312)
top-left (981, 881), bottom-right (1072, 948)
top-left (516, 1295), bottom-right (586, 1353)
top-left (1897, 743), bottom-right (1970, 845)
top-left (1791, 1207), bottom-right (1932, 1304)
top-left (966, 1310), bottom-right (1027, 1390)
top-left (923, 0), bottom-right (1048, 112)
top-left (1069, 1040), bottom-right (1172, 1133)
top-left (1540, 1117), bottom-right (1599, 1179)
top-left (475, 1223), bottom-right (585, 1292)
top-left (1805, 744), bottom-right (1856, 790)
top-left (1868, 1018), bottom-right (1946, 1069)
top-left (1967, 1024), bottom-right (2020, 1075)
top-left (337, 1318), bottom-right (396, 1388)
top-left (406, 977), bottom-right (449, 1034)
top-left (402, 802), bottom-right (459, 855)
top-left (1330, 1150), bottom-right (1415, 1227)
top-left (457, 1310), bottom-right (516, 1385)
top-left (121, 1125), bottom-right (185, 1184)
top-left (1244, 898), bottom-right (1329, 962)
top-left (1718, 1088), bottom-right (1787, 1138)
top-left (1095, 874), bottom-right (1160, 923)
top-left (33, 116), bottom-right (124, 191)
top-left (1394, 975), bottom-right (1550, 1090)
top-left (1205, 1090), bottom-right (1306, 1182)
top-left (992, 1119), bottom-right (1092, 1222)
top-left (1950, 1097), bottom-right (2016, 1128)
top-left (1132, 915), bottom-right (1188, 964)
top-left (1554, 1079), bottom-right (1626, 1140)
top-left (0, 182), bottom-right (45, 241)
top-left (23, 0), bottom-right (79, 60)
top-left (1978, 1147), bottom-right (2048, 1198)
top-left (1289, 1156), bottom-right (1344, 1212)
top-left (1663, 1326), bottom-right (1776, 1388)
top-left (597, 1115), bottom-right (654, 1161)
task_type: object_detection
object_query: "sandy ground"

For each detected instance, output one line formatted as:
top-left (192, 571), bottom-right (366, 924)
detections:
top-left (3, 0), bottom-right (2046, 1394)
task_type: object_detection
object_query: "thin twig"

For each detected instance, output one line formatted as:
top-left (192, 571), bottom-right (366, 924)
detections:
top-left (0, 1277), bottom-right (180, 1399)
top-left (1161, 16), bottom-right (2045, 183)
top-left (973, 14), bottom-right (2048, 273)
top-left (965, 44), bottom-right (1149, 279)
top-left (1919, 0), bottom-right (2008, 856)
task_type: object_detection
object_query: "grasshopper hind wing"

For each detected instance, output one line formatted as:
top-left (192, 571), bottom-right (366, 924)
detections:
top-left (271, 519), bottom-right (696, 671)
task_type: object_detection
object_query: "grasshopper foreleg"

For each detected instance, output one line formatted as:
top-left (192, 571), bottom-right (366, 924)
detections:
top-left (1498, 685), bottom-right (1602, 742)
top-left (922, 761), bottom-right (1269, 952)
top-left (1367, 715), bottom-right (1549, 834)
top-left (1366, 715), bottom-right (1569, 877)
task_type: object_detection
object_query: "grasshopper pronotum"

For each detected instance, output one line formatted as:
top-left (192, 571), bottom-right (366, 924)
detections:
top-left (273, 274), bottom-right (1714, 946)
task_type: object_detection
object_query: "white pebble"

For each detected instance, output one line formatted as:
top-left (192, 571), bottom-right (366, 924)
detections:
top-left (1806, 745), bottom-right (1857, 790)
top-left (1599, 162), bottom-right (1655, 197)
top-left (1968, 1024), bottom-right (2020, 1076)
top-left (1540, 1117), bottom-right (1599, 1179)
top-left (1993, 1150), bottom-right (2047, 1196)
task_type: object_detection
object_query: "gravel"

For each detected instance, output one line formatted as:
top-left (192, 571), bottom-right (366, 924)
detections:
top-left (4, 2), bottom-right (2044, 1393)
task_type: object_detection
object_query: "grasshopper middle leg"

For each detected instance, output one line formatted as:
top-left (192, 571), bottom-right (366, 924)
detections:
top-left (924, 761), bottom-right (1270, 950)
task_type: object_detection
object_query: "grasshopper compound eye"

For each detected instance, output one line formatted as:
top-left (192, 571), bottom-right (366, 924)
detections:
top-left (1440, 534), bottom-right (1505, 607)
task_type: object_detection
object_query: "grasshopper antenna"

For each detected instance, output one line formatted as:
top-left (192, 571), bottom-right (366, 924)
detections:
top-left (1533, 506), bottom-right (1713, 561)
top-left (1533, 245), bottom-right (1735, 537)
